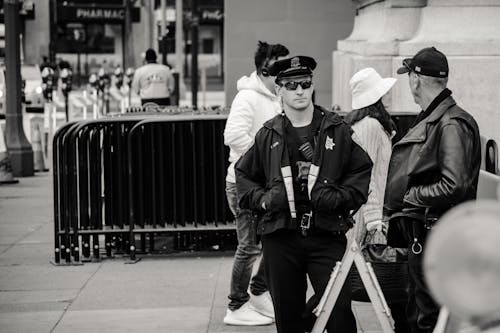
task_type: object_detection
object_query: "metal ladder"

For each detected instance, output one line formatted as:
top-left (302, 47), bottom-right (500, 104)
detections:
top-left (311, 240), bottom-right (394, 333)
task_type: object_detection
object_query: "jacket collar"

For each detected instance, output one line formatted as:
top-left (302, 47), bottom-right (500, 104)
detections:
top-left (265, 105), bottom-right (342, 136)
top-left (396, 96), bottom-right (457, 146)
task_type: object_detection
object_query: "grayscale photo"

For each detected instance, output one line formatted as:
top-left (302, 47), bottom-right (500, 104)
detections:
top-left (0, 1), bottom-right (499, 332)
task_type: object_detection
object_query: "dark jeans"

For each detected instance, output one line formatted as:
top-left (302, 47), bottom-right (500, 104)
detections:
top-left (401, 218), bottom-right (440, 333)
top-left (262, 228), bottom-right (356, 333)
top-left (226, 181), bottom-right (267, 311)
top-left (141, 97), bottom-right (171, 106)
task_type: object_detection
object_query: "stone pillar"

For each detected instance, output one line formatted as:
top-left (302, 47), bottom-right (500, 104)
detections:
top-left (396, 0), bottom-right (500, 144)
top-left (333, 0), bottom-right (426, 111)
top-left (333, 0), bottom-right (500, 144)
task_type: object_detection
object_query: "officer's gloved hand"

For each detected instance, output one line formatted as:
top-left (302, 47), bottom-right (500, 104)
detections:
top-left (366, 220), bottom-right (384, 232)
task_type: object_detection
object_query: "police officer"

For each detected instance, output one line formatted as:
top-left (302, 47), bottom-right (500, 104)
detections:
top-left (235, 55), bottom-right (373, 333)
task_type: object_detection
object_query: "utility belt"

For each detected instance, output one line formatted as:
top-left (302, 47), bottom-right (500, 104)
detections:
top-left (297, 211), bottom-right (345, 237)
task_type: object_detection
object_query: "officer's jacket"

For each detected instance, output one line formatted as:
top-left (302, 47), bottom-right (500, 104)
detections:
top-left (235, 106), bottom-right (373, 235)
top-left (384, 95), bottom-right (481, 245)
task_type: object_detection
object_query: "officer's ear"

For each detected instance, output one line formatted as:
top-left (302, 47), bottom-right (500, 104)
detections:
top-left (275, 82), bottom-right (283, 97)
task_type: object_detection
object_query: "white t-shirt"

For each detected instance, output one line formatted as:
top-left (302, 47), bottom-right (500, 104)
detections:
top-left (131, 63), bottom-right (174, 99)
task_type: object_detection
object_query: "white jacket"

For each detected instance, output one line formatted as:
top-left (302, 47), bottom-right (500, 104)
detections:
top-left (224, 71), bottom-right (281, 183)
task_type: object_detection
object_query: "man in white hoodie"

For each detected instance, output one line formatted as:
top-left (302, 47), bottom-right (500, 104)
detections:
top-left (223, 41), bottom-right (289, 326)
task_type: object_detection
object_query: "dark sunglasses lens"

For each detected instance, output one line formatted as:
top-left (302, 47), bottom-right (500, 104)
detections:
top-left (300, 80), bottom-right (312, 89)
top-left (284, 81), bottom-right (299, 90)
top-left (283, 80), bottom-right (312, 90)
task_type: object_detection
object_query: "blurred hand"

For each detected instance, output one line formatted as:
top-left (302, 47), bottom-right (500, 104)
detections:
top-left (366, 220), bottom-right (384, 232)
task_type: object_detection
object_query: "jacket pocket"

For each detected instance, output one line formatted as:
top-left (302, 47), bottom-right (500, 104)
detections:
top-left (311, 176), bottom-right (339, 214)
top-left (262, 178), bottom-right (289, 213)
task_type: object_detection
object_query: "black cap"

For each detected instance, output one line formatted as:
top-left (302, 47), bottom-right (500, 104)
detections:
top-left (269, 56), bottom-right (317, 81)
top-left (397, 47), bottom-right (449, 78)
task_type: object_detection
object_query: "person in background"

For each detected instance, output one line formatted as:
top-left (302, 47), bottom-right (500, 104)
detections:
top-left (236, 55), bottom-right (372, 333)
top-left (223, 41), bottom-right (289, 326)
top-left (384, 47), bottom-right (481, 333)
top-left (345, 67), bottom-right (410, 333)
top-left (131, 48), bottom-right (175, 107)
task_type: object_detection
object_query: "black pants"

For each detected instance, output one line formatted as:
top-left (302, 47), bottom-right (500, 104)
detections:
top-left (141, 97), bottom-right (171, 106)
top-left (400, 219), bottom-right (440, 333)
top-left (262, 229), bottom-right (356, 333)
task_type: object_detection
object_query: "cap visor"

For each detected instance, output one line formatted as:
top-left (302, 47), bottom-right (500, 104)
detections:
top-left (396, 66), bottom-right (410, 75)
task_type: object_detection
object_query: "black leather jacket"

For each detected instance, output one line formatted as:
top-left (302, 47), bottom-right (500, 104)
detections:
top-left (384, 95), bottom-right (481, 245)
top-left (236, 107), bottom-right (372, 235)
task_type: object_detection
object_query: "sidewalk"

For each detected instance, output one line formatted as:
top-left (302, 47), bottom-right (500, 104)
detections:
top-left (0, 172), bottom-right (384, 333)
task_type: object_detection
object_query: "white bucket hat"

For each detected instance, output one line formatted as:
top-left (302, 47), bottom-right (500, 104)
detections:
top-left (349, 68), bottom-right (397, 110)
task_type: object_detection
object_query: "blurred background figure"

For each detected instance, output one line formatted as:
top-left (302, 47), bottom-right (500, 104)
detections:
top-left (424, 201), bottom-right (500, 333)
top-left (131, 48), bottom-right (174, 107)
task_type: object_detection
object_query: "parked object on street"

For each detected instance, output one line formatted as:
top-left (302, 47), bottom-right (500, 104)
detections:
top-left (21, 64), bottom-right (44, 113)
top-left (0, 64), bottom-right (44, 116)
top-left (0, 124), bottom-right (18, 184)
top-left (32, 124), bottom-right (47, 172)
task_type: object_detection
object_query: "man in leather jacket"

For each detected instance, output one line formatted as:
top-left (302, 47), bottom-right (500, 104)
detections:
top-left (235, 55), bottom-right (372, 333)
top-left (384, 47), bottom-right (481, 333)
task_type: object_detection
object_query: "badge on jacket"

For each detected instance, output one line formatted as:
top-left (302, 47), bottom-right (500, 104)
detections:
top-left (325, 136), bottom-right (335, 150)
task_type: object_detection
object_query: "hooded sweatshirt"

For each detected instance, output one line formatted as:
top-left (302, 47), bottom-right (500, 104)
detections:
top-left (224, 71), bottom-right (281, 183)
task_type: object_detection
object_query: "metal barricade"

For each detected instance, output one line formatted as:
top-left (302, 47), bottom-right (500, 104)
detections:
top-left (127, 115), bottom-right (233, 260)
top-left (53, 112), bottom-right (234, 264)
top-left (52, 118), bottom-right (144, 264)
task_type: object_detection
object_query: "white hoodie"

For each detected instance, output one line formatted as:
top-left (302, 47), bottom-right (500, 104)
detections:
top-left (224, 71), bottom-right (282, 183)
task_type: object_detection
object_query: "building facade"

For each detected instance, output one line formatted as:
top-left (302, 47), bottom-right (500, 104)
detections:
top-left (333, 0), bottom-right (500, 146)
top-left (224, 0), bottom-right (356, 107)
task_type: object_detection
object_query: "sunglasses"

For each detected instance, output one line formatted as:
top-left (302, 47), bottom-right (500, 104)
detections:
top-left (280, 80), bottom-right (313, 91)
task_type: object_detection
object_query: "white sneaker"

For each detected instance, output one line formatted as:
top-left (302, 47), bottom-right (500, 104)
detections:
top-left (250, 291), bottom-right (275, 319)
top-left (223, 302), bottom-right (274, 326)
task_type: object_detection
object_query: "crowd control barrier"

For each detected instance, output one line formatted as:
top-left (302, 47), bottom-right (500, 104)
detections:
top-left (53, 118), bottom-right (145, 264)
top-left (52, 112), bottom-right (233, 264)
top-left (126, 115), bottom-right (232, 260)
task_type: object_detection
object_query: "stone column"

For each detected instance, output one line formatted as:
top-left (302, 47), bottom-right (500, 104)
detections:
top-left (396, 0), bottom-right (500, 144)
top-left (333, 0), bottom-right (500, 144)
top-left (332, 0), bottom-right (426, 111)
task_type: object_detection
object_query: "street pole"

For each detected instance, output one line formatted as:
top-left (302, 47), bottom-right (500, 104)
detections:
top-left (191, 0), bottom-right (199, 109)
top-left (175, 0), bottom-right (183, 96)
top-left (161, 0), bottom-right (167, 65)
top-left (4, 0), bottom-right (34, 176)
top-left (123, 0), bottom-right (135, 69)
top-left (49, 0), bottom-right (57, 65)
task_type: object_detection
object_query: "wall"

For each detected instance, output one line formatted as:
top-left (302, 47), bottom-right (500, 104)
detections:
top-left (224, 0), bottom-right (356, 107)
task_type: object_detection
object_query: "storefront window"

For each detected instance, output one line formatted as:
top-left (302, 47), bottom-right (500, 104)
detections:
top-left (56, 23), bottom-right (116, 54)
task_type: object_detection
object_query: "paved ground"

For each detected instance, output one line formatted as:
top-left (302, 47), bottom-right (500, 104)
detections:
top-left (0, 172), bottom-right (385, 333)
